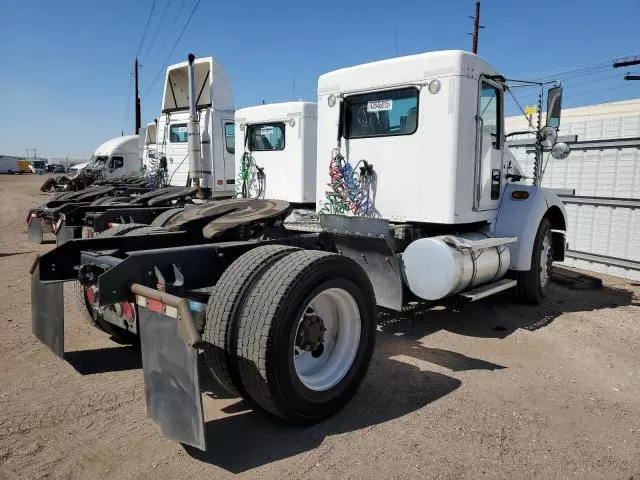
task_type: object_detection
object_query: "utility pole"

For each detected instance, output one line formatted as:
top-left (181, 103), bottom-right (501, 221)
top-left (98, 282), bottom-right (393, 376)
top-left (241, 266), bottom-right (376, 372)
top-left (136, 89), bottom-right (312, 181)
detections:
top-left (134, 58), bottom-right (141, 134)
top-left (469, 1), bottom-right (484, 54)
top-left (613, 56), bottom-right (640, 81)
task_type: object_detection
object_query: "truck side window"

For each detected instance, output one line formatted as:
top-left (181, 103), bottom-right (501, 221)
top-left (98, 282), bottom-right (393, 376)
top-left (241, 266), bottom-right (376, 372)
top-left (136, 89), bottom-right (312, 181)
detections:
top-left (479, 82), bottom-right (501, 148)
top-left (109, 156), bottom-right (124, 169)
top-left (248, 123), bottom-right (285, 151)
top-left (344, 87), bottom-right (419, 139)
top-left (224, 123), bottom-right (235, 154)
top-left (169, 124), bottom-right (188, 143)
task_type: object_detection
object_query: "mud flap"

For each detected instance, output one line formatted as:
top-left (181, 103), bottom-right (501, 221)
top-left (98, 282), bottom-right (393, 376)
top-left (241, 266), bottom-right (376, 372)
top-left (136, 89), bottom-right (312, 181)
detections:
top-left (30, 260), bottom-right (64, 358)
top-left (138, 307), bottom-right (205, 450)
top-left (28, 217), bottom-right (43, 244)
top-left (56, 225), bottom-right (76, 246)
top-left (332, 236), bottom-right (403, 310)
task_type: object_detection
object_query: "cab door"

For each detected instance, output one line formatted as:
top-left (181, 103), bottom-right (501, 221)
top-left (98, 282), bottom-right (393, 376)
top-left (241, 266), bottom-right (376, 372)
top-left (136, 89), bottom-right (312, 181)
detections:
top-left (474, 78), bottom-right (504, 211)
top-left (106, 155), bottom-right (125, 179)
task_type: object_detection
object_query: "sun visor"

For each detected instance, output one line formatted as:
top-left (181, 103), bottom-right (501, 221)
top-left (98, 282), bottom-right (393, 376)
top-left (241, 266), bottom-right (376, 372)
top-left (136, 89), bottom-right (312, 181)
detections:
top-left (162, 58), bottom-right (212, 113)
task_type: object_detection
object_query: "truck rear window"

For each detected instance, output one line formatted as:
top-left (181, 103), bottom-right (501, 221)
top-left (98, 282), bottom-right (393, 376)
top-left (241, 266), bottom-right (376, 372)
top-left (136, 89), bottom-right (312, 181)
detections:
top-left (169, 124), bottom-right (188, 143)
top-left (344, 87), bottom-right (419, 139)
top-left (247, 123), bottom-right (285, 151)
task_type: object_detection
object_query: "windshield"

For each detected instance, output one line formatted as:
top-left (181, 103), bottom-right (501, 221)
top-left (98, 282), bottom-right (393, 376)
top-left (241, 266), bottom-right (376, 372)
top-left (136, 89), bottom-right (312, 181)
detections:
top-left (87, 156), bottom-right (108, 170)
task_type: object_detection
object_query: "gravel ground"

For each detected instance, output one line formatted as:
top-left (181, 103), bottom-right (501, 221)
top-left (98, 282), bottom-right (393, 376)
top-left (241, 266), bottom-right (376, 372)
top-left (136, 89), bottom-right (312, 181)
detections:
top-left (0, 174), bottom-right (638, 480)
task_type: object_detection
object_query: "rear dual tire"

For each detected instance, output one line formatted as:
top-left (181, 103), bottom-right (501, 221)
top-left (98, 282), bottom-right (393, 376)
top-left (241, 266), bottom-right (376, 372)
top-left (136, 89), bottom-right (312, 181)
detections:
top-left (203, 248), bottom-right (377, 423)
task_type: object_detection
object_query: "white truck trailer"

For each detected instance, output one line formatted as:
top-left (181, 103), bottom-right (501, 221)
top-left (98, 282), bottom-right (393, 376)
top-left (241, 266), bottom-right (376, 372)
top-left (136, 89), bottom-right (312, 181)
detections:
top-left (31, 50), bottom-right (570, 450)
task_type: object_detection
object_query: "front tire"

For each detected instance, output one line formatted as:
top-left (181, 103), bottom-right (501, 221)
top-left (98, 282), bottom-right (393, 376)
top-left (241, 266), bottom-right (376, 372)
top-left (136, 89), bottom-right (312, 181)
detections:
top-left (516, 218), bottom-right (553, 304)
top-left (235, 250), bottom-right (377, 423)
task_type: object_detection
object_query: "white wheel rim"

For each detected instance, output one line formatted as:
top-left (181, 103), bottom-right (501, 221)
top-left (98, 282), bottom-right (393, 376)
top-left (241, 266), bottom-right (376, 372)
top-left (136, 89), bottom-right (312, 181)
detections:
top-left (293, 288), bottom-right (361, 392)
top-left (540, 234), bottom-right (552, 287)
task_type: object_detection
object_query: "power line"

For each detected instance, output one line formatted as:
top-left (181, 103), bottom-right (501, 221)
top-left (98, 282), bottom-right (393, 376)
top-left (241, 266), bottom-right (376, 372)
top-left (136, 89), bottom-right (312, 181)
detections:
top-left (142, 0), bottom-right (171, 59)
top-left (155, 0), bottom-right (187, 57)
top-left (143, 0), bottom-right (202, 99)
top-left (136, 0), bottom-right (158, 58)
top-left (517, 53), bottom-right (639, 79)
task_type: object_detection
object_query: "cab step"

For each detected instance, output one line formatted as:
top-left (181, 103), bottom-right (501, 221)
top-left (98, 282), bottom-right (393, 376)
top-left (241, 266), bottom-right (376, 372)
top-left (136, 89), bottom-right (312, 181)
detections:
top-left (459, 278), bottom-right (517, 302)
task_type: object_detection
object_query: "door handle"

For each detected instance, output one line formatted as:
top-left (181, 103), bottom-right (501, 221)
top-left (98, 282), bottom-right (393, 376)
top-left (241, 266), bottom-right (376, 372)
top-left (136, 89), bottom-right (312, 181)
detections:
top-left (491, 168), bottom-right (501, 200)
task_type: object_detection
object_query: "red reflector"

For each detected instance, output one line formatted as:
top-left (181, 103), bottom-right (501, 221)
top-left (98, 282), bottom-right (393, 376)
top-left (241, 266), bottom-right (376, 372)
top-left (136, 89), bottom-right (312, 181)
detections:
top-left (512, 191), bottom-right (529, 199)
top-left (147, 298), bottom-right (164, 313)
top-left (107, 222), bottom-right (113, 228)
top-left (216, 179), bottom-right (224, 185)
top-left (85, 287), bottom-right (96, 304)
top-left (122, 302), bottom-right (135, 320)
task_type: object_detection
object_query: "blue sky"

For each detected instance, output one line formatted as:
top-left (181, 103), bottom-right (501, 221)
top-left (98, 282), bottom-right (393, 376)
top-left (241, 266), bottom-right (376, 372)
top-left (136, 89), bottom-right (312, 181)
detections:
top-left (1, 0), bottom-right (639, 159)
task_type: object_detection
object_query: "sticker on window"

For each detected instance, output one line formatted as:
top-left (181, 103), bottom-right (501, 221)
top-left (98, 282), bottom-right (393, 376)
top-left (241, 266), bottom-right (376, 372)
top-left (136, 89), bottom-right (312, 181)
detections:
top-left (367, 99), bottom-right (393, 112)
top-left (178, 126), bottom-right (187, 133)
top-left (260, 126), bottom-right (274, 135)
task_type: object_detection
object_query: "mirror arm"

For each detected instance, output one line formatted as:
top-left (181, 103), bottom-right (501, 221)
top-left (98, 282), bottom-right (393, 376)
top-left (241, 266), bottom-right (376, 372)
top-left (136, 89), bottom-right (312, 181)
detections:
top-left (505, 130), bottom-right (533, 139)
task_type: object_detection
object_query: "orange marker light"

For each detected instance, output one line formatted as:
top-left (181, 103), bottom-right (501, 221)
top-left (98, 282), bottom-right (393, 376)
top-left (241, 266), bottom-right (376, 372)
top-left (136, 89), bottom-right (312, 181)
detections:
top-left (512, 191), bottom-right (529, 200)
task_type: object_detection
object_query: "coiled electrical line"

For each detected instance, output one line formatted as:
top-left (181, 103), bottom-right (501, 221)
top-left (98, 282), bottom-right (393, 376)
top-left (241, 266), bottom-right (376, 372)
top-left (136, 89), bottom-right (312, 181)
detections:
top-left (237, 151), bottom-right (265, 199)
top-left (322, 151), bottom-right (373, 215)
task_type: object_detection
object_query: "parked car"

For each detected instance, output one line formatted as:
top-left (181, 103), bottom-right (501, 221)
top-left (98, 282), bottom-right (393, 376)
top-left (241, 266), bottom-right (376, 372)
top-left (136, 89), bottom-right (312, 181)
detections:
top-left (46, 164), bottom-right (66, 173)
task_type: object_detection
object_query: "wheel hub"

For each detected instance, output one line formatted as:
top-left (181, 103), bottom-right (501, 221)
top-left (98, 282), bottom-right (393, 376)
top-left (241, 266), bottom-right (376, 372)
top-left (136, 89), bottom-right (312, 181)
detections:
top-left (295, 312), bottom-right (326, 354)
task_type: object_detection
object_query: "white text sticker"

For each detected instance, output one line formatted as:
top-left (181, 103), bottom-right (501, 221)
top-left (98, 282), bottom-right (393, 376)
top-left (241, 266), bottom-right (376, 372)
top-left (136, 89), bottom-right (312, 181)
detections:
top-left (367, 99), bottom-right (393, 112)
top-left (178, 126), bottom-right (187, 133)
top-left (260, 126), bottom-right (274, 135)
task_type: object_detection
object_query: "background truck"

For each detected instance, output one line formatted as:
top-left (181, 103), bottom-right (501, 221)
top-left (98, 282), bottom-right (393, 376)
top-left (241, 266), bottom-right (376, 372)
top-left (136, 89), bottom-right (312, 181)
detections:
top-left (31, 50), bottom-right (570, 451)
top-left (235, 101), bottom-right (317, 206)
top-left (0, 156), bottom-right (28, 174)
top-left (155, 56), bottom-right (235, 198)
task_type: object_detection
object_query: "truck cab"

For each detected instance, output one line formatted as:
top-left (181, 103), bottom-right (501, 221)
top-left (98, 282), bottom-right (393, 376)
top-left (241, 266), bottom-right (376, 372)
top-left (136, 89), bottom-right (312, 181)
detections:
top-left (86, 135), bottom-right (141, 180)
top-left (234, 101), bottom-right (317, 205)
top-left (141, 122), bottom-right (158, 169)
top-left (156, 56), bottom-right (235, 197)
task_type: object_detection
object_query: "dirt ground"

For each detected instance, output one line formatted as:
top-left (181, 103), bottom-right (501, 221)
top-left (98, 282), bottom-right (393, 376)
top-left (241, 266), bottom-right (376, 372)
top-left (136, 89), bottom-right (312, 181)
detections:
top-left (0, 174), bottom-right (638, 480)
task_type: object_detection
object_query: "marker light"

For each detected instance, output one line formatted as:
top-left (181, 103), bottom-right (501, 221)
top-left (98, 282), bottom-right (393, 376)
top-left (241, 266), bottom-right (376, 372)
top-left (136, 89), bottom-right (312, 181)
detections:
top-left (512, 191), bottom-right (529, 200)
top-left (328, 95), bottom-right (337, 107)
top-left (428, 79), bottom-right (441, 94)
top-left (239, 123), bottom-right (246, 132)
top-left (289, 118), bottom-right (296, 127)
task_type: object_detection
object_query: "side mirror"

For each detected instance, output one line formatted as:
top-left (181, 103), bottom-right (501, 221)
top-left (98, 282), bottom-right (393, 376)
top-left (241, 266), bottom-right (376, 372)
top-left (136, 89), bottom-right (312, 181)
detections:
top-left (546, 86), bottom-right (562, 128)
top-left (551, 142), bottom-right (570, 160)
top-left (538, 126), bottom-right (558, 148)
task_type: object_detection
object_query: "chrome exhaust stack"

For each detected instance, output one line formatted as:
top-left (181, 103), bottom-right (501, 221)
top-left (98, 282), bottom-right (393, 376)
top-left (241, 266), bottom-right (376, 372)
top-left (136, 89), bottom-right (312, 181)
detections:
top-left (186, 53), bottom-right (209, 198)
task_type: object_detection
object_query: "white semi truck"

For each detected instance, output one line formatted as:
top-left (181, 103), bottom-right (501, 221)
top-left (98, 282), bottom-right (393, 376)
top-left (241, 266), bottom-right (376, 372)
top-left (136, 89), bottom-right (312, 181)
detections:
top-left (32, 50), bottom-right (570, 450)
top-left (155, 55), bottom-right (235, 198)
top-left (85, 135), bottom-right (142, 180)
top-left (234, 101), bottom-right (317, 206)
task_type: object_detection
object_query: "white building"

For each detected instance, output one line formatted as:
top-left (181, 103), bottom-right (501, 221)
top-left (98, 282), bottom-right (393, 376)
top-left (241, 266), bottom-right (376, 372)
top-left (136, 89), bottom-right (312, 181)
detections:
top-left (506, 99), bottom-right (640, 281)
